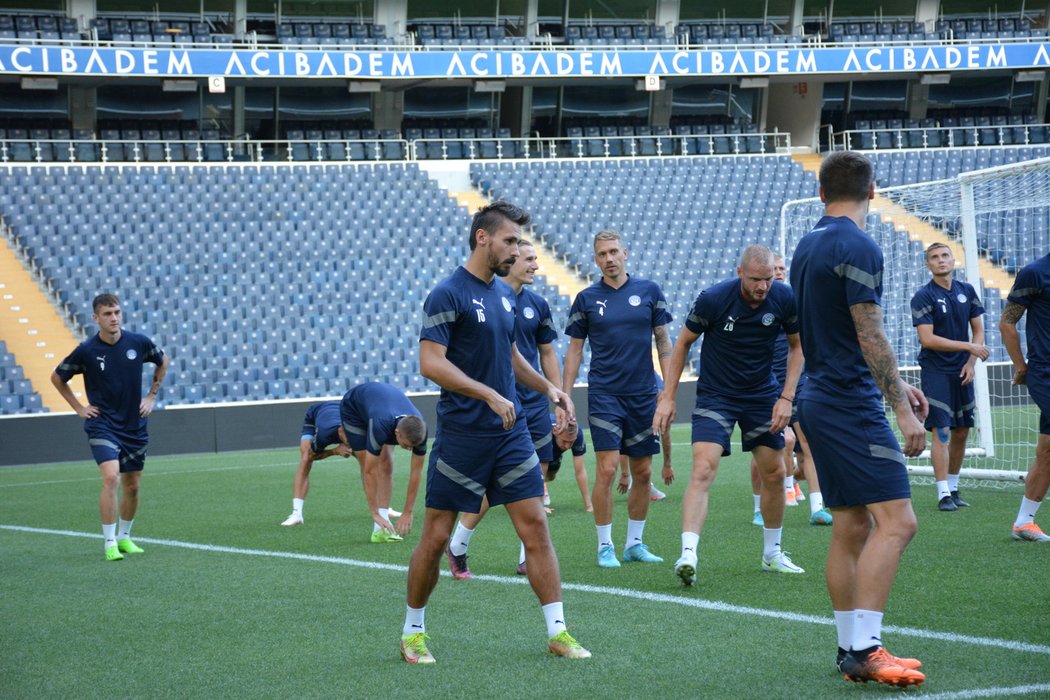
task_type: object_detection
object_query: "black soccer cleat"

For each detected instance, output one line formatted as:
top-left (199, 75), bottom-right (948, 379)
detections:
top-left (951, 490), bottom-right (970, 507)
top-left (938, 495), bottom-right (958, 512)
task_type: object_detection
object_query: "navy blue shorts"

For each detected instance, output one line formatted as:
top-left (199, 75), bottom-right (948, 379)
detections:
top-left (1027, 363), bottom-right (1050, 435)
top-left (87, 428), bottom-right (148, 473)
top-left (425, 418), bottom-right (543, 513)
top-left (691, 392), bottom-right (784, 456)
top-left (921, 370), bottom-right (975, 430)
top-left (587, 392), bottom-right (659, 457)
top-left (797, 398), bottom-right (911, 508)
top-left (341, 420), bottom-right (368, 453)
top-left (522, 401), bottom-right (554, 463)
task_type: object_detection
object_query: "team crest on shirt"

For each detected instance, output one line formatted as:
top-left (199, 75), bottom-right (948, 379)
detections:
top-left (762, 313), bottom-right (775, 326)
top-left (502, 297), bottom-right (512, 312)
top-left (628, 295), bottom-right (641, 306)
top-left (957, 293), bottom-right (967, 303)
top-left (126, 349), bottom-right (137, 360)
top-left (523, 306), bottom-right (535, 319)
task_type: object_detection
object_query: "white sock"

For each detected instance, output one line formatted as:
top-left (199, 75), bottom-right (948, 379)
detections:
top-left (785, 475), bottom-right (795, 490)
top-left (374, 507), bottom-right (390, 533)
top-left (681, 531), bottom-right (700, 558)
top-left (292, 497), bottom-right (304, 516)
top-left (117, 518), bottom-right (133, 540)
top-left (403, 605), bottom-right (425, 636)
top-left (1014, 497), bottom-right (1042, 528)
top-left (936, 480), bottom-right (951, 500)
top-left (809, 491), bottom-right (825, 514)
top-left (102, 522), bottom-right (117, 548)
top-left (852, 609), bottom-right (884, 653)
top-left (834, 610), bottom-right (853, 651)
top-left (625, 519), bottom-right (645, 550)
top-left (762, 527), bottom-right (782, 560)
top-left (542, 601), bottom-right (566, 638)
top-left (519, 541), bottom-right (526, 566)
top-left (449, 522), bottom-right (474, 556)
top-left (947, 473), bottom-right (960, 492)
top-left (596, 523), bottom-right (613, 551)
top-left (752, 493), bottom-right (761, 512)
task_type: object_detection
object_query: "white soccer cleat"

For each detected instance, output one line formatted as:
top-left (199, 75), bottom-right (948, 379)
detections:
top-left (281, 513), bottom-right (304, 526)
top-left (761, 550), bottom-right (805, 574)
top-left (388, 508), bottom-right (402, 518)
top-left (674, 552), bottom-right (698, 586)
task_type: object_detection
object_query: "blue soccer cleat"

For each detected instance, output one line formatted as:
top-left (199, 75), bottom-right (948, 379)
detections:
top-left (597, 544), bottom-right (621, 568)
top-left (623, 543), bottom-right (663, 563)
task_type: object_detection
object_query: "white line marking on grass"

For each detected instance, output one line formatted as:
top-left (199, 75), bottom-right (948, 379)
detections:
top-left (5, 524), bottom-right (1050, 659)
top-left (0, 462), bottom-right (289, 488)
top-left (919, 684), bottom-right (1050, 699)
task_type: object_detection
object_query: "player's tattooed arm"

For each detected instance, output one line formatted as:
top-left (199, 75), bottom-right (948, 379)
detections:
top-left (850, 302), bottom-right (906, 409)
top-left (1000, 301), bottom-right (1025, 326)
top-left (653, 324), bottom-right (672, 359)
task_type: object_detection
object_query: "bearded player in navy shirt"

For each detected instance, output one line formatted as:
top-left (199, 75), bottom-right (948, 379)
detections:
top-left (1001, 253), bottom-right (1050, 542)
top-left (564, 230), bottom-right (673, 569)
top-left (399, 201), bottom-right (589, 665)
top-left (51, 293), bottom-right (168, 562)
top-left (790, 151), bottom-right (927, 688)
top-left (654, 245), bottom-right (805, 585)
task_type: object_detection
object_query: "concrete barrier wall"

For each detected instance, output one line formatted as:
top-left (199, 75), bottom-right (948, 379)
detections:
top-left (0, 381), bottom-right (701, 467)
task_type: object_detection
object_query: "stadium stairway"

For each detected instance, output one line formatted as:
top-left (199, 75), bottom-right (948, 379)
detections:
top-left (0, 235), bottom-right (83, 410)
top-left (450, 187), bottom-right (588, 301)
top-left (450, 185), bottom-right (676, 377)
top-left (792, 152), bottom-right (1014, 298)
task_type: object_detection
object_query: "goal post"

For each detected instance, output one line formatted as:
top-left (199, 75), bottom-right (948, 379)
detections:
top-left (780, 155), bottom-right (1050, 482)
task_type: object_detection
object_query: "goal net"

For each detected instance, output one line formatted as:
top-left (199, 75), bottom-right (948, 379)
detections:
top-left (780, 155), bottom-right (1050, 482)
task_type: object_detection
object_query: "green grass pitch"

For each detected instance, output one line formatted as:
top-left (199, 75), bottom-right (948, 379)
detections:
top-left (2, 424), bottom-right (1048, 698)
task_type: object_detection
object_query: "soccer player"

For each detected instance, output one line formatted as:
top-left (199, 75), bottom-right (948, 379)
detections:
top-left (444, 238), bottom-right (564, 576)
top-left (563, 230), bottom-right (673, 568)
top-left (281, 400), bottom-right (353, 527)
top-left (752, 253), bottom-right (832, 527)
top-left (654, 244), bottom-right (805, 586)
top-left (339, 382), bottom-right (428, 542)
top-left (546, 414), bottom-right (592, 514)
top-left (50, 293), bottom-right (168, 561)
top-left (911, 242), bottom-right (989, 511)
top-left (1000, 252), bottom-right (1050, 542)
top-left (400, 201), bottom-right (589, 664)
top-left (790, 151), bottom-right (927, 688)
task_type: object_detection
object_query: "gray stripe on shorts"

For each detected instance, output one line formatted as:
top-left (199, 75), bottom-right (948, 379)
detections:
top-left (957, 401), bottom-right (975, 416)
top-left (368, 419), bottom-right (381, 453)
top-left (743, 422), bottom-right (773, 441)
top-left (497, 452), bottom-right (540, 488)
top-left (590, 416), bottom-right (623, 438)
top-left (869, 444), bottom-right (906, 465)
top-left (88, 438), bottom-right (119, 451)
top-left (343, 422), bottom-right (366, 436)
top-left (533, 432), bottom-right (552, 451)
top-left (692, 408), bottom-right (732, 434)
top-left (927, 397), bottom-right (953, 417)
top-left (435, 459), bottom-right (486, 496)
top-left (120, 445), bottom-right (148, 465)
top-left (623, 428), bottom-right (654, 447)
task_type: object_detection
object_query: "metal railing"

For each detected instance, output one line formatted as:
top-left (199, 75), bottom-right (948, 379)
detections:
top-left (0, 132), bottom-right (792, 164)
top-left (829, 124), bottom-right (1050, 151)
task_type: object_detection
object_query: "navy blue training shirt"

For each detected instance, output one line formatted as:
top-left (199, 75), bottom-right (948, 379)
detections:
top-left (565, 275), bottom-right (672, 396)
top-left (911, 278), bottom-right (985, 373)
top-left (1007, 253), bottom-right (1050, 367)
top-left (341, 382), bottom-right (427, 456)
top-left (514, 286), bottom-right (558, 409)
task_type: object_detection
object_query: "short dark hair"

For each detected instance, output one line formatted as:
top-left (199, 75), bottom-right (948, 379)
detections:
top-left (925, 242), bottom-right (952, 259)
top-left (819, 151), bottom-right (874, 203)
top-left (397, 415), bottom-right (427, 447)
top-left (469, 201), bottom-right (531, 251)
top-left (92, 293), bottom-right (120, 313)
